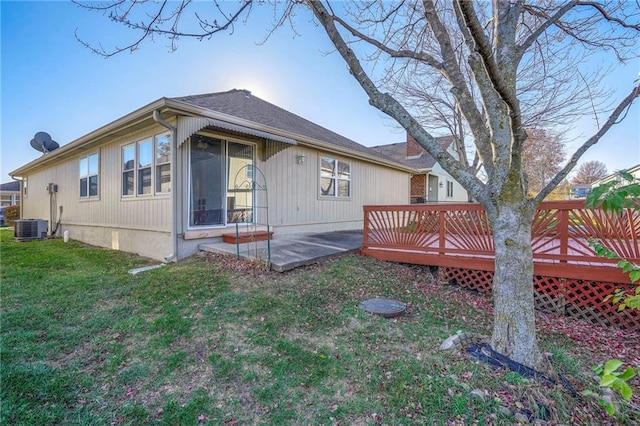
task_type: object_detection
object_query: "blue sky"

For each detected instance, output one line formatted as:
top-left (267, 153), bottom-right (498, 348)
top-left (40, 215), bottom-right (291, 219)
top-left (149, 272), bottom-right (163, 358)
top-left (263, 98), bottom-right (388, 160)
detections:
top-left (2, 1), bottom-right (639, 183)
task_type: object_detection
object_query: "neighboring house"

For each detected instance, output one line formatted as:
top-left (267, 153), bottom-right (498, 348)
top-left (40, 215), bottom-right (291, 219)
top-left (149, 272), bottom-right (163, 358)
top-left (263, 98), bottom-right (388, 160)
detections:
top-left (10, 89), bottom-right (413, 261)
top-left (570, 183), bottom-right (592, 199)
top-left (591, 163), bottom-right (640, 188)
top-left (570, 163), bottom-right (640, 199)
top-left (371, 134), bottom-right (469, 203)
top-left (0, 181), bottom-right (21, 207)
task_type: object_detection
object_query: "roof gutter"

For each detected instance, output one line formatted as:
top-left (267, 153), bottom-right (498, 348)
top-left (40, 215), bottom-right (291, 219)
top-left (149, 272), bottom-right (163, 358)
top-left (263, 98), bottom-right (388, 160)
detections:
top-left (10, 95), bottom-right (414, 178)
top-left (10, 98), bottom-right (168, 177)
top-left (6, 95), bottom-right (416, 255)
top-left (153, 110), bottom-right (178, 263)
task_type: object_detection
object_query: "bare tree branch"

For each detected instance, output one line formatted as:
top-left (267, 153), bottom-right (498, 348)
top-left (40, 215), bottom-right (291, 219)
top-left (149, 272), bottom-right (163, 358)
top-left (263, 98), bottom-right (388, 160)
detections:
top-left (518, 1), bottom-right (578, 61)
top-left (306, 0), bottom-right (490, 207)
top-left (331, 13), bottom-right (443, 69)
top-left (455, 1), bottom-right (523, 138)
top-left (73, 0), bottom-right (254, 57)
top-left (535, 84), bottom-right (640, 203)
top-left (576, 1), bottom-right (640, 30)
top-left (417, 0), bottom-right (495, 181)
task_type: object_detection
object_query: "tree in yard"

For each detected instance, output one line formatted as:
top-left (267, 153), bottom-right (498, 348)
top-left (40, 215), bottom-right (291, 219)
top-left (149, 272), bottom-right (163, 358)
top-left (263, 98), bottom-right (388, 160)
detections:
top-left (572, 160), bottom-right (609, 185)
top-left (521, 128), bottom-right (566, 197)
top-left (76, 1), bottom-right (640, 369)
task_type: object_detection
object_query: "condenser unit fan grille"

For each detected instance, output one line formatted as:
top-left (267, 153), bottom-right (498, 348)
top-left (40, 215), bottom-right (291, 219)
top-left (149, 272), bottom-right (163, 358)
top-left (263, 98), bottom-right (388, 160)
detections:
top-left (14, 219), bottom-right (48, 241)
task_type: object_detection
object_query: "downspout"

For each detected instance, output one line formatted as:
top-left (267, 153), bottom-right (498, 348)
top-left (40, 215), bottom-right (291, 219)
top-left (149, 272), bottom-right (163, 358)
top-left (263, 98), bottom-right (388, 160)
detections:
top-left (153, 110), bottom-right (178, 262)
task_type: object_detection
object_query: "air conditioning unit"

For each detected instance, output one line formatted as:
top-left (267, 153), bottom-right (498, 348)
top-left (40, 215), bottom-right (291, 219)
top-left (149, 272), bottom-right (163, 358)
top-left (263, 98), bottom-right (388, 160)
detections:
top-left (14, 219), bottom-right (48, 241)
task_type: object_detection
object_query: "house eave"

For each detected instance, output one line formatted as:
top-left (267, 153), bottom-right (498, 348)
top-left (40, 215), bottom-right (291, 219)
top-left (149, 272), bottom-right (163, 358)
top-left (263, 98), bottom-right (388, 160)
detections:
top-left (11, 96), bottom-right (414, 177)
top-left (591, 163), bottom-right (640, 186)
top-left (10, 98), bottom-right (170, 177)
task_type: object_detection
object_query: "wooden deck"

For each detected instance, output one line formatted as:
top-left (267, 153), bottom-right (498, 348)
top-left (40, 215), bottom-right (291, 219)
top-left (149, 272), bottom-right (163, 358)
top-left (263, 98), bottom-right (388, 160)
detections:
top-left (362, 201), bottom-right (639, 284)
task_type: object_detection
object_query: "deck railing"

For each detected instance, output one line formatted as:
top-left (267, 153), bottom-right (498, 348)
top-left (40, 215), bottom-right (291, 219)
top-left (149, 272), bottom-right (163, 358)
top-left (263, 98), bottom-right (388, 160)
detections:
top-left (363, 200), bottom-right (640, 284)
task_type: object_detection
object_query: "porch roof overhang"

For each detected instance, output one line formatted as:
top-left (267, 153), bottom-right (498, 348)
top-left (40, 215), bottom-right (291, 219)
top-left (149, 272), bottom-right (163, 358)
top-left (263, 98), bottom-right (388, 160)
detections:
top-left (176, 116), bottom-right (297, 148)
top-left (164, 99), bottom-right (414, 173)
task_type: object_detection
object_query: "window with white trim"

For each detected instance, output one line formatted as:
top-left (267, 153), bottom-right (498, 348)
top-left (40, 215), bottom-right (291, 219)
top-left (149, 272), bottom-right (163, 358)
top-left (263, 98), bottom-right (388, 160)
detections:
top-left (137, 138), bottom-right (152, 195)
top-left (320, 156), bottom-right (350, 198)
top-left (122, 144), bottom-right (135, 196)
top-left (446, 180), bottom-right (454, 198)
top-left (155, 134), bottom-right (171, 193)
top-left (79, 152), bottom-right (99, 198)
top-left (121, 133), bottom-right (171, 197)
top-left (2, 193), bottom-right (20, 206)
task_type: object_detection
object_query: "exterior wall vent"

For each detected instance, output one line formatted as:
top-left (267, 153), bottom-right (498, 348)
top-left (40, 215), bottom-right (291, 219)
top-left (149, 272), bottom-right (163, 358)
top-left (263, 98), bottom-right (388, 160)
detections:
top-left (14, 219), bottom-right (48, 241)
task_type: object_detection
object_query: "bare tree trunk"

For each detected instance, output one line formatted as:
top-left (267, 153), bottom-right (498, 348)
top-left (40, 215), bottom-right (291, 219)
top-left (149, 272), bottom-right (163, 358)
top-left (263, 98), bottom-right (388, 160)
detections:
top-left (490, 203), bottom-right (539, 367)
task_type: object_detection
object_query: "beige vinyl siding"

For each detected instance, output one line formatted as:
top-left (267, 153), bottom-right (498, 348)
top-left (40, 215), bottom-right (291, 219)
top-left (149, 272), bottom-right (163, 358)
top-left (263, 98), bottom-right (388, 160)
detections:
top-left (20, 123), bottom-right (174, 259)
top-left (21, 122), bottom-right (409, 259)
top-left (260, 146), bottom-right (409, 231)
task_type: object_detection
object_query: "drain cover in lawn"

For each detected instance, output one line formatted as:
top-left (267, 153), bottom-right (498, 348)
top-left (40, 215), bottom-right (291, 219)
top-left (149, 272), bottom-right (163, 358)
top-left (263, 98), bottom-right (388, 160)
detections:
top-left (360, 298), bottom-right (406, 318)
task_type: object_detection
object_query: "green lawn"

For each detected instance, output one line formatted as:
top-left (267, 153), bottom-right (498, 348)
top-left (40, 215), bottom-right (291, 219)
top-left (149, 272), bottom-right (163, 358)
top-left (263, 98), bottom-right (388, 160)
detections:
top-left (1, 229), bottom-right (636, 425)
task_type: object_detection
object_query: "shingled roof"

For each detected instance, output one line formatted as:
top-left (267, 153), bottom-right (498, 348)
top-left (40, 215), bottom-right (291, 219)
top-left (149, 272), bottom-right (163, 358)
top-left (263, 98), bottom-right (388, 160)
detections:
top-left (0, 181), bottom-right (20, 192)
top-left (11, 89), bottom-right (410, 177)
top-left (172, 89), bottom-right (399, 163)
top-left (370, 136), bottom-right (455, 171)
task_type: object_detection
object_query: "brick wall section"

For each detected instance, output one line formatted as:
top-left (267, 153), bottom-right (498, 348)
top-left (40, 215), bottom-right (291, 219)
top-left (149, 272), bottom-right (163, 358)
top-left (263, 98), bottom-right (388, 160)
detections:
top-left (411, 174), bottom-right (426, 198)
top-left (406, 134), bottom-right (424, 157)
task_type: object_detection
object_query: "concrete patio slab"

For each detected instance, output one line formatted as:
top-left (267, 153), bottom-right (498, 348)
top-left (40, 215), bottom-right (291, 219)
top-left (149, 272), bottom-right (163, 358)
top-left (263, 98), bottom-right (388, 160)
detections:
top-left (199, 230), bottom-right (363, 272)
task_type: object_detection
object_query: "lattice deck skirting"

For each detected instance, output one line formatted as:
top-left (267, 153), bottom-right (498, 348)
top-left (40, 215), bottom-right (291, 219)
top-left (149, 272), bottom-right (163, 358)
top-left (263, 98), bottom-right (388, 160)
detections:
top-left (440, 267), bottom-right (640, 332)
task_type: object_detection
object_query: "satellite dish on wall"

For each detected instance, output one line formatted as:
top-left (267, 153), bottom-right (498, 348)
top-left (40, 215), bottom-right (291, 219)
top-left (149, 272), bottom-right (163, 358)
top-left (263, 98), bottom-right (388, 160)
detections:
top-left (29, 131), bottom-right (59, 154)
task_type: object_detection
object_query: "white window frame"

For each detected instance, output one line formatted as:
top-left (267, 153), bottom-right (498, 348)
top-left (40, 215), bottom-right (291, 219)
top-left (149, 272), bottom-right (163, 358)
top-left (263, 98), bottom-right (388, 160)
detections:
top-left (187, 133), bottom-right (256, 229)
top-left (446, 180), bottom-right (454, 198)
top-left (122, 143), bottom-right (135, 197)
top-left (155, 133), bottom-right (171, 194)
top-left (137, 138), bottom-right (153, 196)
top-left (319, 156), bottom-right (351, 199)
top-left (121, 133), bottom-right (171, 198)
top-left (79, 152), bottom-right (99, 199)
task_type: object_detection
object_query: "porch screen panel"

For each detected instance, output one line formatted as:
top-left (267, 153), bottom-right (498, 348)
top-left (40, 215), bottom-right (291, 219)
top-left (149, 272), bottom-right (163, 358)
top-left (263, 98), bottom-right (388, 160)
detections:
top-left (190, 136), bottom-right (225, 226)
top-left (227, 142), bottom-right (254, 223)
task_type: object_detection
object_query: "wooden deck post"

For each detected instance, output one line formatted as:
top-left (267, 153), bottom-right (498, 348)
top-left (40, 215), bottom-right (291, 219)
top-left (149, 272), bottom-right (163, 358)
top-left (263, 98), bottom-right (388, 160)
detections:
top-left (558, 207), bottom-right (569, 265)
top-left (438, 210), bottom-right (446, 255)
top-left (363, 206), bottom-right (370, 249)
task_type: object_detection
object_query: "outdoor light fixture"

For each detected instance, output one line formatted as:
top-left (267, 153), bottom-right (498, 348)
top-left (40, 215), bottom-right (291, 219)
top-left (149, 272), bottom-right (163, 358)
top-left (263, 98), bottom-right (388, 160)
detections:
top-left (296, 154), bottom-right (306, 165)
top-left (439, 182), bottom-right (444, 188)
top-left (196, 136), bottom-right (210, 150)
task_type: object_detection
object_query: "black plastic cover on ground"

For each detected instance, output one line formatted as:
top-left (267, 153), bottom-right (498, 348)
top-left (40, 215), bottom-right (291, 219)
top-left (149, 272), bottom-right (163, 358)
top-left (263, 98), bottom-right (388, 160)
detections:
top-left (467, 342), bottom-right (582, 421)
top-left (467, 342), bottom-right (559, 387)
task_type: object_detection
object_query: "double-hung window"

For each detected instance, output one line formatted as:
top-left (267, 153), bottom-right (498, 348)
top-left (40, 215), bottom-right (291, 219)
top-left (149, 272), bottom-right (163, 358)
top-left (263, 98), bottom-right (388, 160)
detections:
top-left (80, 152), bottom-right (99, 198)
top-left (122, 145), bottom-right (135, 196)
top-left (137, 138), bottom-right (152, 195)
top-left (320, 156), bottom-right (350, 198)
top-left (122, 133), bottom-right (171, 197)
top-left (446, 180), bottom-right (454, 198)
top-left (155, 134), bottom-right (171, 193)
